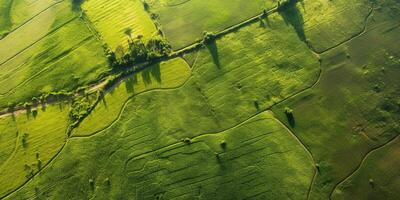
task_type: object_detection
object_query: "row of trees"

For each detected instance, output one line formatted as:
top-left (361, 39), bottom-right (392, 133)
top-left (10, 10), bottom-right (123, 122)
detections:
top-left (105, 33), bottom-right (171, 69)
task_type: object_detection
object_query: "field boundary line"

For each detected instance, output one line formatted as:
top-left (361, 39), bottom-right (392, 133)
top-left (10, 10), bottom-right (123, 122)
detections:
top-left (329, 134), bottom-right (400, 200)
top-left (70, 68), bottom-right (194, 138)
top-left (270, 111), bottom-right (317, 200)
top-left (0, 128), bottom-right (70, 200)
top-left (311, 6), bottom-right (374, 55)
top-left (0, 16), bottom-right (78, 67)
top-left (0, 0), bottom-right (65, 41)
top-left (0, 35), bottom-right (93, 96)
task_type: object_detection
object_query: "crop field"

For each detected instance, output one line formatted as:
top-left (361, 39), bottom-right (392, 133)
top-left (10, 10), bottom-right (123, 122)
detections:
top-left (145, 0), bottom-right (279, 49)
top-left (82, 0), bottom-right (158, 50)
top-left (0, 0), bottom-right (399, 199)
top-left (0, 0), bottom-right (61, 38)
top-left (0, 1), bottom-right (110, 108)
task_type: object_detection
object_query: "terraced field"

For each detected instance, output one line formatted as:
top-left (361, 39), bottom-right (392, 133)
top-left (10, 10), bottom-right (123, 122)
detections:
top-left (0, 0), bottom-right (399, 199)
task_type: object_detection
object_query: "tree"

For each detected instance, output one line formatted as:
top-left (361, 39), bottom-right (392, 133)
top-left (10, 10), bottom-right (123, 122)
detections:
top-left (203, 31), bottom-right (215, 44)
top-left (124, 28), bottom-right (133, 41)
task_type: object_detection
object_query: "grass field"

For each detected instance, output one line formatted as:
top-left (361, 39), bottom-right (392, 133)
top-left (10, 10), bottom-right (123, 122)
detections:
top-left (0, 1), bottom-right (109, 108)
top-left (146, 0), bottom-right (279, 49)
top-left (287, 0), bottom-right (371, 53)
top-left (0, 0), bottom-right (60, 38)
top-left (72, 58), bottom-right (192, 137)
top-left (272, 2), bottom-right (400, 199)
top-left (5, 112), bottom-right (314, 199)
top-left (0, 1), bottom-right (75, 65)
top-left (0, 103), bottom-right (70, 198)
top-left (2, 11), bottom-right (321, 199)
top-left (332, 136), bottom-right (400, 200)
top-left (0, 0), bottom-right (399, 199)
top-left (82, 0), bottom-right (158, 50)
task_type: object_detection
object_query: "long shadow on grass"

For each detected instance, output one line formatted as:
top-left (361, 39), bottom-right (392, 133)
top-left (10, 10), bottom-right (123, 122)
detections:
top-left (125, 77), bottom-right (135, 93)
top-left (71, 0), bottom-right (85, 11)
top-left (141, 63), bottom-right (162, 86)
top-left (206, 41), bottom-right (221, 69)
top-left (278, 0), bottom-right (307, 43)
top-left (150, 63), bottom-right (162, 83)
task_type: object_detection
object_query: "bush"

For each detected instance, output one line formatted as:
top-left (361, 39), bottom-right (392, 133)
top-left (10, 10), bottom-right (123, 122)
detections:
top-left (69, 98), bottom-right (92, 127)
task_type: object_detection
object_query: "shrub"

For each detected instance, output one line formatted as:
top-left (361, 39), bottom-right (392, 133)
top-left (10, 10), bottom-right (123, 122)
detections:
top-left (220, 140), bottom-right (227, 150)
top-left (182, 137), bottom-right (192, 144)
top-left (69, 98), bottom-right (93, 127)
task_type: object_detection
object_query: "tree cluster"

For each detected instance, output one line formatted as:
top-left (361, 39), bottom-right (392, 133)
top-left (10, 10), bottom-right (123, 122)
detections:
top-left (105, 36), bottom-right (171, 69)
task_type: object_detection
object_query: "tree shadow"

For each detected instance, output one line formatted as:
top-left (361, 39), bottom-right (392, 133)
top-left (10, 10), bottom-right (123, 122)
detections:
top-left (150, 63), bottom-right (162, 84)
top-left (101, 95), bottom-right (108, 108)
top-left (278, 0), bottom-right (307, 43)
top-left (125, 77), bottom-right (135, 93)
top-left (206, 41), bottom-right (221, 69)
top-left (71, 0), bottom-right (84, 11)
top-left (286, 113), bottom-right (296, 128)
top-left (141, 69), bottom-right (152, 86)
top-left (32, 109), bottom-right (38, 118)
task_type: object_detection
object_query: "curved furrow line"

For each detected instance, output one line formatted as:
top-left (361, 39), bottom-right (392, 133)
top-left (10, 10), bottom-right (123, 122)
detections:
top-left (0, 122), bottom-right (20, 171)
top-left (269, 112), bottom-right (317, 200)
top-left (70, 70), bottom-right (194, 139)
top-left (311, 6), bottom-right (375, 55)
top-left (329, 134), bottom-right (400, 200)
top-left (0, 0), bottom-right (65, 42)
top-left (0, 127), bottom-right (70, 200)
top-left (0, 16), bottom-right (78, 68)
top-left (0, 35), bottom-right (93, 96)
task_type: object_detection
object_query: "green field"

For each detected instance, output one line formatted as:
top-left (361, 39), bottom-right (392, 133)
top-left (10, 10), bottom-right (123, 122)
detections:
top-left (72, 58), bottom-right (192, 137)
top-left (272, 2), bottom-right (400, 199)
top-left (0, 0), bottom-right (60, 37)
top-left (332, 136), bottom-right (400, 200)
top-left (0, 0), bottom-right (399, 199)
top-left (146, 0), bottom-right (279, 49)
top-left (0, 103), bottom-right (70, 198)
top-left (0, 1), bottom-right (109, 108)
top-left (82, 0), bottom-right (158, 50)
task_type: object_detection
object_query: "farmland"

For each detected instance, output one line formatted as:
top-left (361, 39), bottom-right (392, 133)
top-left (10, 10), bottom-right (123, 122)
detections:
top-left (0, 0), bottom-right (399, 199)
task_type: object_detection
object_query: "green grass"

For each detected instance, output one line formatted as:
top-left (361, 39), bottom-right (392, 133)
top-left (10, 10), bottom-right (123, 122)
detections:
top-left (2, 12), bottom-right (320, 199)
top-left (0, 103), bottom-right (70, 198)
top-left (0, 0), bottom-right (59, 36)
top-left (0, 0), bottom-right (13, 36)
top-left (272, 3), bottom-right (400, 199)
top-left (0, 1), bottom-right (110, 108)
top-left (288, 0), bottom-right (371, 53)
top-left (0, 116), bottom-right (18, 166)
top-left (0, 16), bottom-right (109, 108)
top-left (72, 57), bottom-right (192, 137)
top-left (0, 1), bottom-right (75, 65)
top-left (82, 0), bottom-right (158, 50)
top-left (332, 137), bottom-right (400, 200)
top-left (1, 1), bottom-right (399, 199)
top-left (6, 112), bottom-right (314, 199)
top-left (146, 0), bottom-right (279, 49)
